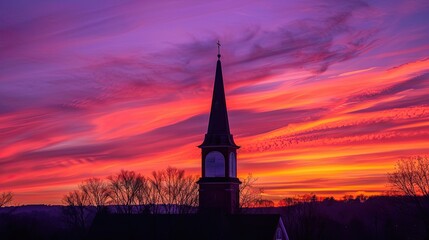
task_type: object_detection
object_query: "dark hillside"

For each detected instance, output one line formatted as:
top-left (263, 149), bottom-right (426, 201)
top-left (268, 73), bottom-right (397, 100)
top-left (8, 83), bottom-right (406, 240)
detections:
top-left (0, 197), bottom-right (426, 240)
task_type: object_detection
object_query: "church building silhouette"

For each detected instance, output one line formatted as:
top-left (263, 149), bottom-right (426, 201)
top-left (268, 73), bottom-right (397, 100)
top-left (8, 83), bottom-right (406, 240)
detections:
top-left (88, 44), bottom-right (289, 240)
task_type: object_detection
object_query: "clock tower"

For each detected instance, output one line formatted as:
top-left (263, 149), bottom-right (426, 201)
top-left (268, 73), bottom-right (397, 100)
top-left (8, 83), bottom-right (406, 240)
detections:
top-left (197, 42), bottom-right (240, 214)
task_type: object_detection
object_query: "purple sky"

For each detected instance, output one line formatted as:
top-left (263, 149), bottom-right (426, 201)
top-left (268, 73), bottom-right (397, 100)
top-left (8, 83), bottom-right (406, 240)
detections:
top-left (1, 0), bottom-right (429, 204)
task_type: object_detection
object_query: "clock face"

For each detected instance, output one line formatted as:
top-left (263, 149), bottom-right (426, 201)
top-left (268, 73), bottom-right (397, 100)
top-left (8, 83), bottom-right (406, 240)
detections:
top-left (229, 152), bottom-right (236, 177)
top-left (205, 151), bottom-right (225, 177)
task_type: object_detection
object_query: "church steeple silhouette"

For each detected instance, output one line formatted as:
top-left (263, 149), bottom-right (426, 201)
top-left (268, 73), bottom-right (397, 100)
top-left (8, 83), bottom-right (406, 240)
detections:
top-left (198, 42), bottom-right (241, 214)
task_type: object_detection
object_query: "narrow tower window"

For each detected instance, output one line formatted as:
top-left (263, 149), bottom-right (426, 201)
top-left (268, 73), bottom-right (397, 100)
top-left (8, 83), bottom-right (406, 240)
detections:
top-left (229, 152), bottom-right (236, 177)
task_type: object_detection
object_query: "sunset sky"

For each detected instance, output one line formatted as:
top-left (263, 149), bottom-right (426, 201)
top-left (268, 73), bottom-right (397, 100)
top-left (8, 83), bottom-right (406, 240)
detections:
top-left (1, 0), bottom-right (429, 205)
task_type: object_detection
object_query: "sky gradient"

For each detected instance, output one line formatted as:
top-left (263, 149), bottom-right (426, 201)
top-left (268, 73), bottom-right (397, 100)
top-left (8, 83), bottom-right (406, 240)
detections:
top-left (1, 0), bottom-right (429, 205)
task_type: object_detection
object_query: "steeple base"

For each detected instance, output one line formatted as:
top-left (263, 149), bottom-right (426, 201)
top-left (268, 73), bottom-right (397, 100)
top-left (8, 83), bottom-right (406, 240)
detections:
top-left (197, 178), bottom-right (240, 214)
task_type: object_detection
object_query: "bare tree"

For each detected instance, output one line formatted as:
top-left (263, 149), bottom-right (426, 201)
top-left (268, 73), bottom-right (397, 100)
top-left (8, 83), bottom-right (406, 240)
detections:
top-left (136, 179), bottom-right (158, 214)
top-left (79, 178), bottom-right (109, 213)
top-left (278, 197), bottom-right (300, 207)
top-left (300, 193), bottom-right (318, 203)
top-left (285, 193), bottom-right (326, 240)
top-left (253, 199), bottom-right (275, 208)
top-left (388, 156), bottom-right (429, 198)
top-left (342, 194), bottom-right (354, 203)
top-left (62, 178), bottom-right (109, 234)
top-left (239, 173), bottom-right (263, 208)
top-left (107, 170), bottom-right (149, 214)
top-left (151, 167), bottom-right (198, 214)
top-left (0, 192), bottom-right (13, 207)
top-left (62, 190), bottom-right (90, 231)
top-left (355, 194), bottom-right (368, 203)
top-left (388, 156), bottom-right (429, 233)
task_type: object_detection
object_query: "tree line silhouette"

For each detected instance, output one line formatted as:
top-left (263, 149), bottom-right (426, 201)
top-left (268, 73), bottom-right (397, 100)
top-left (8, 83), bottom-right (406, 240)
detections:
top-left (61, 167), bottom-right (265, 231)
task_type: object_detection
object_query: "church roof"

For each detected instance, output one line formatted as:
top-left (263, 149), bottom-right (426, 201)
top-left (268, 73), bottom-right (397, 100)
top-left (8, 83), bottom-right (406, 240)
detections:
top-left (87, 213), bottom-right (286, 240)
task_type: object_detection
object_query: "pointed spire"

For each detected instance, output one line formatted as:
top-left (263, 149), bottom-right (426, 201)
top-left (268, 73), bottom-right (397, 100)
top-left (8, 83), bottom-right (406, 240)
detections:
top-left (207, 55), bottom-right (229, 135)
top-left (200, 42), bottom-right (238, 148)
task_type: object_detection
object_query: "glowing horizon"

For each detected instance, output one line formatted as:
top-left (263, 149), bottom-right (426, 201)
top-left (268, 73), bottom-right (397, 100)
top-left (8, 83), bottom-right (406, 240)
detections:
top-left (1, 0), bottom-right (429, 205)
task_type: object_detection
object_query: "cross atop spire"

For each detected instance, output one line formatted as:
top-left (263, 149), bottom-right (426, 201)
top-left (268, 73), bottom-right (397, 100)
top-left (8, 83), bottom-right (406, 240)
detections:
top-left (217, 40), bottom-right (221, 59)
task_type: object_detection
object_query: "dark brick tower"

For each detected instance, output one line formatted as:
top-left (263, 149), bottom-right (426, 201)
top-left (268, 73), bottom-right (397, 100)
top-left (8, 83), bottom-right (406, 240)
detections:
top-left (197, 42), bottom-right (240, 214)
